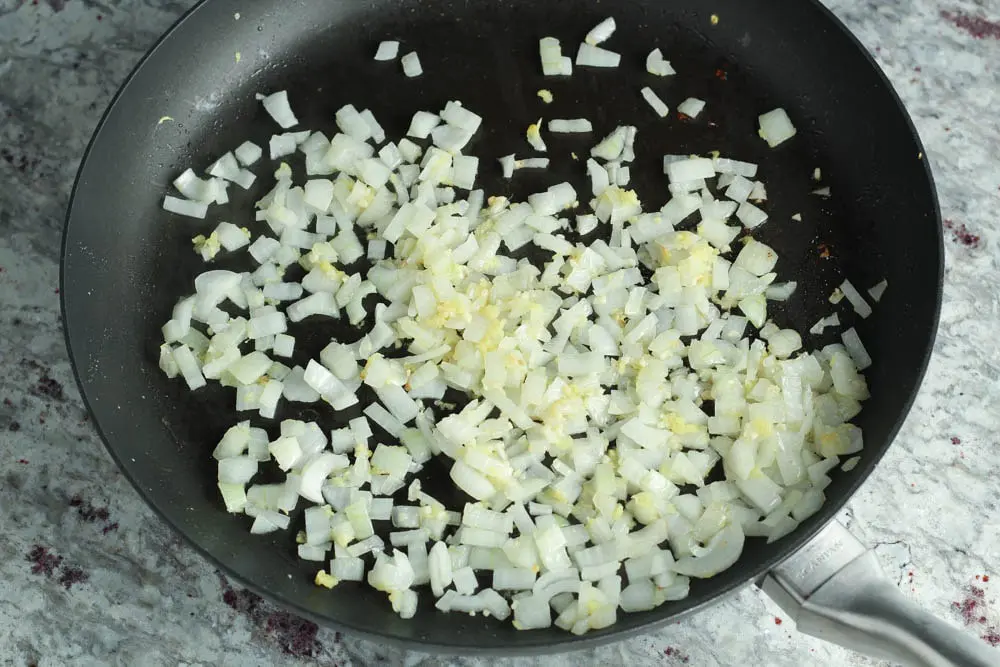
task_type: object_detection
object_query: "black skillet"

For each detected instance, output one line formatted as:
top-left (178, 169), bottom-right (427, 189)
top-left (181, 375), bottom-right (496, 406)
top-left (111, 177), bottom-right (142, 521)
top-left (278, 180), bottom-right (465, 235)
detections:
top-left (60, 0), bottom-right (995, 663)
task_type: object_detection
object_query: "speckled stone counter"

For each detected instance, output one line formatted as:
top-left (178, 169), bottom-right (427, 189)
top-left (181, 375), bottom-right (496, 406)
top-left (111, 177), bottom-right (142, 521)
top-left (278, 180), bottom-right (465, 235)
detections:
top-left (2, 1), bottom-right (999, 665)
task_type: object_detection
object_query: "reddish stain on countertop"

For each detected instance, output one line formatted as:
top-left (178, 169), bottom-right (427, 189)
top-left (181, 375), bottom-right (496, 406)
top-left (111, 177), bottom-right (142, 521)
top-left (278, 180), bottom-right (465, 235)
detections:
top-left (664, 646), bottom-right (690, 663)
top-left (943, 219), bottom-right (981, 249)
top-left (69, 494), bottom-right (118, 534)
top-left (26, 545), bottom-right (89, 589)
top-left (27, 546), bottom-right (62, 577)
top-left (58, 566), bottom-right (89, 589)
top-left (941, 10), bottom-right (1000, 40)
top-left (952, 578), bottom-right (1000, 646)
top-left (220, 575), bottom-right (322, 658)
top-left (28, 0), bottom-right (68, 11)
top-left (953, 585), bottom-right (986, 625)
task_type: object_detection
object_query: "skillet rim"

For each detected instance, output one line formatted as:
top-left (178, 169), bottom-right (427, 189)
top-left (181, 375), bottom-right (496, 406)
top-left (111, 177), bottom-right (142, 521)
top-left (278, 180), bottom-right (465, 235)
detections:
top-left (59, 0), bottom-right (944, 654)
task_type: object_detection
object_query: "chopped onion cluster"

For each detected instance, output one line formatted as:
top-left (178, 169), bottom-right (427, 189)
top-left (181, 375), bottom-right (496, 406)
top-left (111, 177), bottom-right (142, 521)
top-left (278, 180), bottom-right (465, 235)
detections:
top-left (158, 23), bottom-right (879, 635)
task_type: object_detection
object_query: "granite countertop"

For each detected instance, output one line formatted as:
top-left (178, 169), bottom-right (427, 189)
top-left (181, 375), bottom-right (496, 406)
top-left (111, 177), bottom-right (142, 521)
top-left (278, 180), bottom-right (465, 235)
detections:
top-left (2, 1), bottom-right (999, 665)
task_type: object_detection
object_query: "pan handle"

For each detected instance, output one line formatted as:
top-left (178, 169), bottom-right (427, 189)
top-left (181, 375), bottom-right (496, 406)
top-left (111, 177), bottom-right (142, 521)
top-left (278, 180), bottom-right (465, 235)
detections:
top-left (759, 521), bottom-right (996, 667)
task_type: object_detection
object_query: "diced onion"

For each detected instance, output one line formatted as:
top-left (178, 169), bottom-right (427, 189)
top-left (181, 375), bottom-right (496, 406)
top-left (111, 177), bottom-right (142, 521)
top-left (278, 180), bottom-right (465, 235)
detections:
top-left (576, 43), bottom-right (621, 68)
top-left (640, 87), bottom-right (669, 118)
top-left (158, 27), bottom-right (870, 635)
top-left (585, 18), bottom-right (616, 46)
top-left (261, 90), bottom-right (298, 129)
top-left (839, 279), bottom-right (873, 318)
top-left (677, 98), bottom-right (706, 118)
top-left (758, 108), bottom-right (796, 147)
top-left (549, 119), bottom-right (593, 133)
top-left (401, 52), bottom-right (423, 78)
top-left (375, 40), bottom-right (400, 61)
top-left (646, 48), bottom-right (675, 77)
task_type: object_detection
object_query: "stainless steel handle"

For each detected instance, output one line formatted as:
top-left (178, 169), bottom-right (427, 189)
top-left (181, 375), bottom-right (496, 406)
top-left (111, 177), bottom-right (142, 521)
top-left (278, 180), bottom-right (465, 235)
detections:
top-left (760, 521), bottom-right (996, 667)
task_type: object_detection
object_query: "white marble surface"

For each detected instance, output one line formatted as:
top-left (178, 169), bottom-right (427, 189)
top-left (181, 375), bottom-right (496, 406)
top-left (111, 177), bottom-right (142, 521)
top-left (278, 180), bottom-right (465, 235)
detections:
top-left (2, 1), bottom-right (1000, 665)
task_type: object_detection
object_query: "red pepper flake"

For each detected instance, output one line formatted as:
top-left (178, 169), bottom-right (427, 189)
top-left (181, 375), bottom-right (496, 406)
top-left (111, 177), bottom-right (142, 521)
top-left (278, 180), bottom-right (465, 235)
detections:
top-left (940, 10), bottom-right (1000, 40)
top-left (952, 436), bottom-right (962, 444)
top-left (818, 243), bottom-right (832, 259)
top-left (774, 616), bottom-right (783, 625)
top-left (54, 288), bottom-right (60, 294)
top-left (914, 66), bottom-right (922, 72)
top-left (714, 68), bottom-right (727, 80)
top-left (3, 398), bottom-right (12, 407)
top-left (943, 219), bottom-right (981, 248)
top-left (985, 575), bottom-right (991, 583)
top-left (677, 112), bottom-right (691, 122)
top-left (983, 630), bottom-right (1000, 646)
top-left (17, 459), bottom-right (29, 464)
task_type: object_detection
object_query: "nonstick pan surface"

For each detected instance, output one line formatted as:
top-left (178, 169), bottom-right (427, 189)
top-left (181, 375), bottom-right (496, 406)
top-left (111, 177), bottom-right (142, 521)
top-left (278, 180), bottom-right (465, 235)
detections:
top-left (61, 0), bottom-right (941, 654)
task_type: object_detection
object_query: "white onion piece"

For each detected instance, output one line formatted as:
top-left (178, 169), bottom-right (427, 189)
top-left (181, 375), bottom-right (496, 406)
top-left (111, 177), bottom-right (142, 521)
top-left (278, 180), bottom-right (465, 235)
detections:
top-left (758, 108), bottom-right (796, 147)
top-left (234, 141), bottom-right (263, 166)
top-left (585, 17), bottom-right (616, 45)
top-left (810, 313), bottom-right (841, 335)
top-left (713, 157), bottom-right (757, 177)
top-left (375, 40), bottom-right (400, 61)
top-left (677, 98), bottom-right (706, 118)
top-left (526, 119), bottom-right (547, 152)
top-left (576, 43), bottom-right (620, 68)
top-left (401, 52), bottom-right (423, 77)
top-left (841, 327), bottom-right (872, 371)
top-left (868, 279), bottom-right (888, 302)
top-left (646, 48), bottom-right (675, 76)
top-left (163, 195), bottom-right (208, 219)
top-left (499, 154), bottom-right (516, 179)
top-left (640, 87), bottom-right (669, 118)
top-left (736, 201), bottom-right (768, 229)
top-left (517, 158), bottom-right (549, 170)
top-left (839, 279), bottom-right (872, 318)
top-left (549, 119), bottom-right (593, 133)
top-left (261, 90), bottom-right (298, 129)
top-left (539, 37), bottom-right (572, 76)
